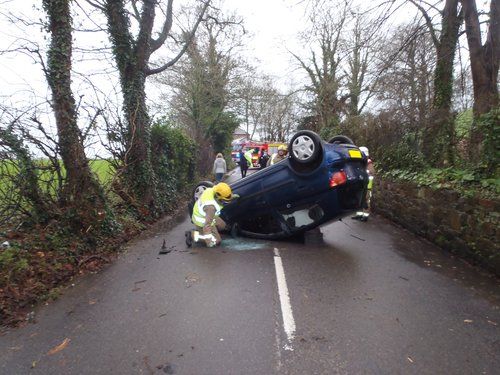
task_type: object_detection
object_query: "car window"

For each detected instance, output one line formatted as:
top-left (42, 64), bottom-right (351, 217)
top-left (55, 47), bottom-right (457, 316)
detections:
top-left (279, 204), bottom-right (324, 229)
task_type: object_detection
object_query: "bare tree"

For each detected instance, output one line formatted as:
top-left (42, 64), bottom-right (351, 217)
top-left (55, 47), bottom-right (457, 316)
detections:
top-left (293, 2), bottom-right (351, 134)
top-left (253, 81), bottom-right (299, 142)
top-left (376, 22), bottom-right (435, 151)
top-left (155, 7), bottom-right (244, 172)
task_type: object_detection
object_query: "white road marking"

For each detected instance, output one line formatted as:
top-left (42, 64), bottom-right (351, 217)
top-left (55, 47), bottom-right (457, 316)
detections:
top-left (273, 247), bottom-right (296, 350)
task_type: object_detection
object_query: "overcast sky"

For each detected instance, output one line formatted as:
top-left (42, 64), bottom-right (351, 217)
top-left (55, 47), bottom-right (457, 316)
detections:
top-left (0, 0), bottom-right (317, 155)
top-left (0, 0), bottom-right (488, 154)
top-left (0, 0), bottom-right (310, 102)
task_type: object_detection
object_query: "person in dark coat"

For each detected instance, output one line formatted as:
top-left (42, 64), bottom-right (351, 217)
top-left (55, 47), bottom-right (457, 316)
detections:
top-left (238, 149), bottom-right (248, 178)
top-left (259, 150), bottom-right (269, 170)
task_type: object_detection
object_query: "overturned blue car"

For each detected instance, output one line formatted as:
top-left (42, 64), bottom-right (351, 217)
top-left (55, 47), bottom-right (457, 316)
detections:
top-left (190, 131), bottom-right (369, 240)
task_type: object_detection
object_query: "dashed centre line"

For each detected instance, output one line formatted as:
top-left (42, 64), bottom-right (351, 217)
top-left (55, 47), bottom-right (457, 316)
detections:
top-left (273, 247), bottom-right (296, 350)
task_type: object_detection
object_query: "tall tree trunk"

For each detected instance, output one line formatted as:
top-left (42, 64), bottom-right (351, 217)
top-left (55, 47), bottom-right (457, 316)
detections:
top-left (43, 0), bottom-right (106, 227)
top-left (422, 0), bottom-right (463, 166)
top-left (461, 0), bottom-right (499, 161)
top-left (105, 0), bottom-right (157, 213)
top-left (102, 0), bottom-right (209, 214)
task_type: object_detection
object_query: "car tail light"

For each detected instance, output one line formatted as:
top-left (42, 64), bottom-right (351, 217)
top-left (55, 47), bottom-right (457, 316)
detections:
top-left (329, 170), bottom-right (347, 188)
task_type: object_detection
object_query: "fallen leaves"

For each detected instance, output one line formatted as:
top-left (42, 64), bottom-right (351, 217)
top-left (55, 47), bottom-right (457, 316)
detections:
top-left (47, 338), bottom-right (70, 355)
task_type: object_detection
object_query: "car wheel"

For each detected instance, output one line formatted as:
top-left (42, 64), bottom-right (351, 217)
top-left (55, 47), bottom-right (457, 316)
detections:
top-left (289, 130), bottom-right (322, 165)
top-left (188, 181), bottom-right (214, 217)
top-left (328, 135), bottom-right (354, 145)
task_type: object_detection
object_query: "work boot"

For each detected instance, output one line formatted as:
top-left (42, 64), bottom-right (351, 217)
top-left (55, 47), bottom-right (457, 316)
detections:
top-left (185, 230), bottom-right (193, 248)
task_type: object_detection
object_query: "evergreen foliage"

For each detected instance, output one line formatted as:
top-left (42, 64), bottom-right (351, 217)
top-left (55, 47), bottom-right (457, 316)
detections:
top-left (150, 119), bottom-right (196, 211)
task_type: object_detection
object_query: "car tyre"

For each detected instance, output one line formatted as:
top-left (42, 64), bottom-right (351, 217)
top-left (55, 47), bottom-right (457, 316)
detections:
top-left (188, 181), bottom-right (214, 217)
top-left (328, 135), bottom-right (354, 145)
top-left (289, 130), bottom-right (322, 165)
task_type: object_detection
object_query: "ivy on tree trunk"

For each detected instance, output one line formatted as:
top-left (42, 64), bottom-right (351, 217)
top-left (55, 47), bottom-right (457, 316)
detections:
top-left (419, 0), bottom-right (463, 166)
top-left (43, 0), bottom-right (107, 228)
top-left (461, 0), bottom-right (500, 162)
top-left (103, 0), bottom-right (209, 215)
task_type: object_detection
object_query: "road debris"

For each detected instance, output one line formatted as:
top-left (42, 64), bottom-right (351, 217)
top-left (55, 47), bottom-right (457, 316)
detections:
top-left (463, 319), bottom-right (473, 324)
top-left (407, 356), bottom-right (414, 363)
top-left (163, 363), bottom-right (176, 374)
top-left (185, 273), bottom-right (200, 288)
top-left (220, 238), bottom-right (267, 251)
top-left (132, 279), bottom-right (147, 292)
top-left (487, 320), bottom-right (497, 326)
top-left (159, 241), bottom-right (176, 255)
top-left (350, 234), bottom-right (366, 241)
top-left (47, 338), bottom-right (70, 355)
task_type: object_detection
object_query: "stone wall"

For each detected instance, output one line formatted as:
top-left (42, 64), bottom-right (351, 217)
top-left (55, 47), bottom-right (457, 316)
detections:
top-left (373, 178), bottom-right (500, 276)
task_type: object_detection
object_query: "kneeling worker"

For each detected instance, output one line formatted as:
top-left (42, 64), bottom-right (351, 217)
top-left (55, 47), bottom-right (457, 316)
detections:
top-left (186, 182), bottom-right (238, 247)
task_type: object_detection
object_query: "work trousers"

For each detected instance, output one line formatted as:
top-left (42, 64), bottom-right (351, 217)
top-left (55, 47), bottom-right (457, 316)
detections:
top-left (196, 216), bottom-right (226, 246)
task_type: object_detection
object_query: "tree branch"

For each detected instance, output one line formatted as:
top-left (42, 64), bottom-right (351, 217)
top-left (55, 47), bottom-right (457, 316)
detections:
top-left (84, 0), bottom-right (105, 11)
top-left (145, 0), bottom-right (210, 76)
top-left (150, 0), bottom-right (173, 53)
top-left (407, 0), bottom-right (440, 48)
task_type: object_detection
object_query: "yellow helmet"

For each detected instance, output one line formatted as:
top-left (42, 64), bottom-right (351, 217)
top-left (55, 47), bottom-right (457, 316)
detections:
top-left (213, 182), bottom-right (233, 202)
top-left (278, 145), bottom-right (287, 152)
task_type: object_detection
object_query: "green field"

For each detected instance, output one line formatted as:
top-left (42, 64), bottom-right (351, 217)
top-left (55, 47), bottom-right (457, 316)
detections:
top-left (89, 159), bottom-right (115, 184)
top-left (0, 159), bottom-right (116, 207)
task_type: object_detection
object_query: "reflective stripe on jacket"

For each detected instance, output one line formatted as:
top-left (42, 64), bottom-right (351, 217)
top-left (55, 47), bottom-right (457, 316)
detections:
top-left (367, 176), bottom-right (374, 190)
top-left (192, 188), bottom-right (223, 227)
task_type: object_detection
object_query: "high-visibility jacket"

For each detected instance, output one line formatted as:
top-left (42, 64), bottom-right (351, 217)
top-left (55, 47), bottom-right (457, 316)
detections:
top-left (367, 159), bottom-right (374, 190)
top-left (367, 176), bottom-right (374, 190)
top-left (244, 150), bottom-right (253, 167)
top-left (192, 188), bottom-right (223, 227)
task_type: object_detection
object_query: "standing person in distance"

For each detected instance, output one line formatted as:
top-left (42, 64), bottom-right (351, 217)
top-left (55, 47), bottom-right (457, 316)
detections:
top-left (259, 149), bottom-right (269, 170)
top-left (244, 148), bottom-right (255, 169)
top-left (213, 153), bottom-right (227, 182)
top-left (238, 148), bottom-right (248, 178)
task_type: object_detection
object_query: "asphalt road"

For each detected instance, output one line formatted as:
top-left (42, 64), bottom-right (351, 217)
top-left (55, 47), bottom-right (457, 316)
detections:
top-left (1, 169), bottom-right (499, 374)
